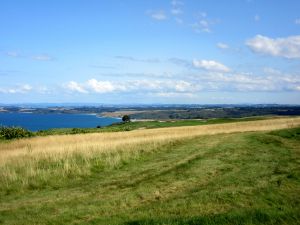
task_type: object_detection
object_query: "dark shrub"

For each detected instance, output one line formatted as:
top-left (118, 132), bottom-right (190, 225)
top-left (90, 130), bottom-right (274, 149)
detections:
top-left (0, 126), bottom-right (34, 140)
top-left (70, 128), bottom-right (87, 134)
top-left (122, 115), bottom-right (131, 122)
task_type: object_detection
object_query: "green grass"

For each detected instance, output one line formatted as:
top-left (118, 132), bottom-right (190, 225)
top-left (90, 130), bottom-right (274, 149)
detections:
top-left (1, 127), bottom-right (300, 224)
top-left (35, 116), bottom-right (268, 136)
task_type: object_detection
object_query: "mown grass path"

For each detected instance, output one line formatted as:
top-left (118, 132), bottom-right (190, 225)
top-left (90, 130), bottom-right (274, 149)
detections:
top-left (1, 126), bottom-right (300, 224)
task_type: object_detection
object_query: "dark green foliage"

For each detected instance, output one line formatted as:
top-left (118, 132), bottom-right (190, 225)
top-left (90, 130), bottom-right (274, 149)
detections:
top-left (70, 128), bottom-right (88, 134)
top-left (0, 126), bottom-right (34, 139)
top-left (122, 115), bottom-right (131, 122)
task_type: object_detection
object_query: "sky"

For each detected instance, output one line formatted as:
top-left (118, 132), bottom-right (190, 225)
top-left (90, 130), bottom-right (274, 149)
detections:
top-left (1, 0), bottom-right (300, 104)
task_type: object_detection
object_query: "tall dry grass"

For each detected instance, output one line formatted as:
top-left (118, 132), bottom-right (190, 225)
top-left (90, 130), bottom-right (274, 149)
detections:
top-left (0, 117), bottom-right (299, 191)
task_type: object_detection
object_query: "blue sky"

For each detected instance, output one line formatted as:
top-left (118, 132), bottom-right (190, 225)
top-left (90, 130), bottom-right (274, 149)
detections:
top-left (1, 0), bottom-right (300, 104)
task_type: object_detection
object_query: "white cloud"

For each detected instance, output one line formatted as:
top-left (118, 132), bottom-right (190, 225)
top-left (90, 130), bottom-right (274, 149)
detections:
top-left (87, 79), bottom-right (124, 93)
top-left (0, 84), bottom-right (32, 94)
top-left (194, 69), bottom-right (300, 92)
top-left (217, 42), bottom-right (229, 49)
top-left (63, 79), bottom-right (197, 95)
top-left (193, 59), bottom-right (230, 72)
top-left (32, 54), bottom-right (53, 61)
top-left (156, 92), bottom-right (195, 98)
top-left (191, 19), bottom-right (212, 33)
top-left (147, 10), bottom-right (167, 20)
top-left (246, 35), bottom-right (300, 59)
top-left (254, 14), bottom-right (260, 22)
top-left (190, 13), bottom-right (218, 33)
top-left (295, 18), bottom-right (300, 25)
top-left (66, 81), bottom-right (88, 93)
top-left (174, 80), bottom-right (192, 92)
top-left (61, 69), bottom-right (300, 97)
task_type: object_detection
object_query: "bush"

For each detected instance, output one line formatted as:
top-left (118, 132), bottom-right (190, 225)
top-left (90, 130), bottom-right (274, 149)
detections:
top-left (0, 126), bottom-right (34, 140)
top-left (122, 115), bottom-right (131, 122)
top-left (70, 128), bottom-right (87, 134)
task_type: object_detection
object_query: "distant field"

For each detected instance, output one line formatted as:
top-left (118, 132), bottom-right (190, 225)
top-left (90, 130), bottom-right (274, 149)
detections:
top-left (35, 116), bottom-right (274, 136)
top-left (0, 117), bottom-right (300, 224)
top-left (100, 106), bottom-right (300, 120)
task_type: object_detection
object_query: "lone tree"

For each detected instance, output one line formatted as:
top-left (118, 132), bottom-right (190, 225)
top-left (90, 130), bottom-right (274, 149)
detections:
top-left (122, 115), bottom-right (130, 122)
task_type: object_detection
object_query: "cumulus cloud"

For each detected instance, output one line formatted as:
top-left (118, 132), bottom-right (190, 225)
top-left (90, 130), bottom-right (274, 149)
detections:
top-left (66, 81), bottom-right (88, 93)
top-left (195, 69), bottom-right (300, 92)
top-left (86, 79), bottom-right (120, 93)
top-left (217, 42), bottom-right (229, 49)
top-left (64, 78), bottom-right (197, 95)
top-left (62, 68), bottom-right (300, 97)
top-left (246, 35), bottom-right (300, 59)
top-left (147, 10), bottom-right (167, 20)
top-left (174, 80), bottom-right (192, 92)
top-left (193, 59), bottom-right (230, 72)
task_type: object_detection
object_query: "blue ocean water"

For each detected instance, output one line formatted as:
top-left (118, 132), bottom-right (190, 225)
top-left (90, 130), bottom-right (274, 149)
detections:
top-left (0, 113), bottom-right (121, 131)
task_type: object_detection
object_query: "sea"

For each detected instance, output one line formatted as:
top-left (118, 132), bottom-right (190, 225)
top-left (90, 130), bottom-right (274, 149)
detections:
top-left (0, 112), bottom-right (121, 131)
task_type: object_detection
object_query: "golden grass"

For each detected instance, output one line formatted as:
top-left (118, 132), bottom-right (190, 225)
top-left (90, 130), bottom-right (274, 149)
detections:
top-left (1, 117), bottom-right (300, 162)
top-left (0, 117), bottom-right (299, 189)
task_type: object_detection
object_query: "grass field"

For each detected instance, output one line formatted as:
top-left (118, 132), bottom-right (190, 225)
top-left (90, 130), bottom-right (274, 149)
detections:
top-left (35, 116), bottom-right (269, 136)
top-left (0, 117), bottom-right (300, 224)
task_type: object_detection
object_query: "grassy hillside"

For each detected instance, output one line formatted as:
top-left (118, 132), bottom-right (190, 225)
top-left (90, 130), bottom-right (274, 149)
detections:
top-left (0, 118), bottom-right (300, 224)
top-left (0, 116), bottom-right (288, 138)
top-left (34, 116), bottom-right (278, 136)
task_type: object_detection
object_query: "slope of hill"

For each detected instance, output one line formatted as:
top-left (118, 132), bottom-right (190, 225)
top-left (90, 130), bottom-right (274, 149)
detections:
top-left (0, 117), bottom-right (300, 224)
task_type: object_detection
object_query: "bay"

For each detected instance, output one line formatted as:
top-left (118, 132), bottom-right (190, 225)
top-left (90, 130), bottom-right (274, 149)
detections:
top-left (0, 113), bottom-right (121, 131)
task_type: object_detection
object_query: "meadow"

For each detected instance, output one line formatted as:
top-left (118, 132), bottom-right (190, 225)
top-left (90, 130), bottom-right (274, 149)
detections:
top-left (31, 116), bottom-right (273, 136)
top-left (0, 117), bottom-right (300, 224)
